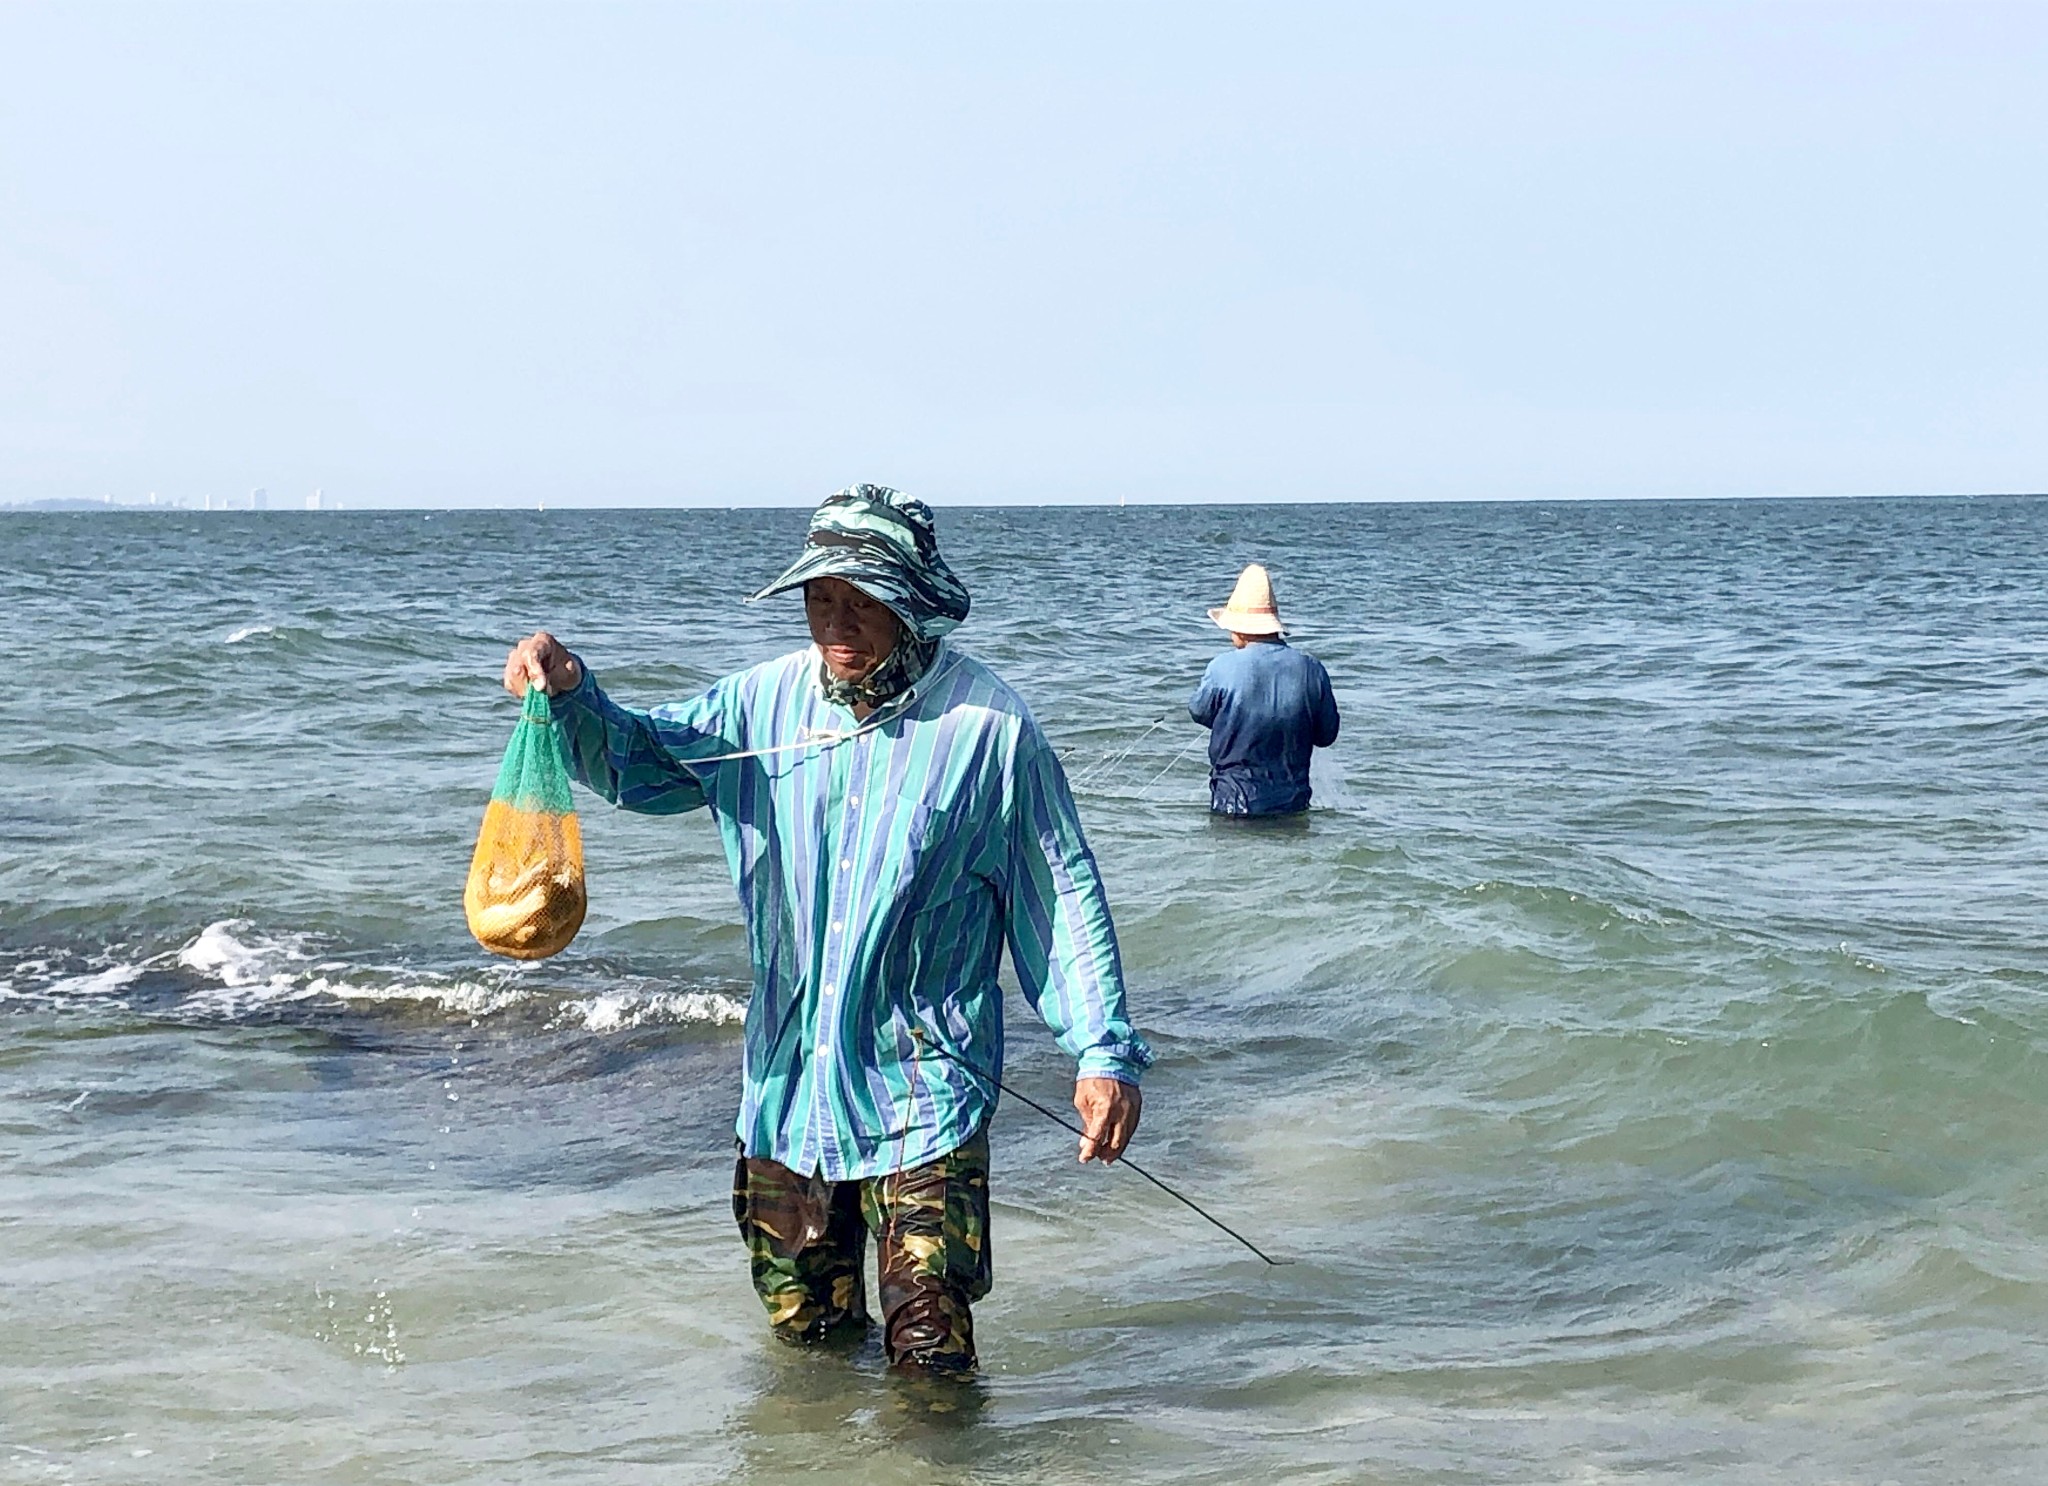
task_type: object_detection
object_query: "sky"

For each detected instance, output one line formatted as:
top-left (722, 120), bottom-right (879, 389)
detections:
top-left (2, 1), bottom-right (2044, 508)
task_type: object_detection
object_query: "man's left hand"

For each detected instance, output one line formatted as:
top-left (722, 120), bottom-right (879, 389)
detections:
top-left (1074, 1077), bottom-right (1142, 1164)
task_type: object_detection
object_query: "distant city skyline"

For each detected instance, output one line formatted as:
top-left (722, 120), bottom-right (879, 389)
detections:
top-left (3, 3), bottom-right (2044, 509)
top-left (0, 487), bottom-right (334, 513)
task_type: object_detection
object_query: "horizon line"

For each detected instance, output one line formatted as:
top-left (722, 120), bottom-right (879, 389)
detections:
top-left (4, 488), bottom-right (2046, 515)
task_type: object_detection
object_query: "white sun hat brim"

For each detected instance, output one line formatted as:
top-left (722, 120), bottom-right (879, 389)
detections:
top-left (1208, 606), bottom-right (1286, 636)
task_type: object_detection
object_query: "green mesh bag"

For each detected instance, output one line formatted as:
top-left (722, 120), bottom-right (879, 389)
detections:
top-left (463, 684), bottom-right (586, 959)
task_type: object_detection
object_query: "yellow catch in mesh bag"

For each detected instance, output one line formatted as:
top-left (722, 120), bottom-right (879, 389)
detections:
top-left (463, 684), bottom-right (587, 959)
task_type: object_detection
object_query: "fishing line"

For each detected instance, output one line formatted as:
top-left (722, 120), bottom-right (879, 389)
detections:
top-left (910, 1029), bottom-right (1286, 1267)
top-left (664, 682), bottom-right (926, 774)
top-left (1139, 737), bottom-right (1203, 794)
top-left (1071, 718), bottom-right (1163, 787)
top-left (1072, 714), bottom-right (1171, 788)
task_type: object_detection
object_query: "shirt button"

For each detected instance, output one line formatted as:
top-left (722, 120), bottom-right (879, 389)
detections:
top-left (848, 795), bottom-right (861, 806)
top-left (823, 983), bottom-right (836, 996)
top-left (832, 920), bottom-right (843, 932)
top-left (839, 858), bottom-right (851, 870)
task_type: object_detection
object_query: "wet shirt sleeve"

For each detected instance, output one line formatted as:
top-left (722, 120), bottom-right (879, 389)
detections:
top-left (547, 659), bottom-right (742, 816)
top-left (1313, 658), bottom-right (1341, 748)
top-left (1000, 729), bottom-right (1155, 1084)
top-left (1189, 658), bottom-right (1224, 728)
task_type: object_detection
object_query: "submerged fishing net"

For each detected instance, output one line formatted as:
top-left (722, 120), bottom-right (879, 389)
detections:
top-left (463, 684), bottom-right (586, 960)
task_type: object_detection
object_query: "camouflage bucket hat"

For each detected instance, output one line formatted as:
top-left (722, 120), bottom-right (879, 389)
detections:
top-left (748, 484), bottom-right (971, 640)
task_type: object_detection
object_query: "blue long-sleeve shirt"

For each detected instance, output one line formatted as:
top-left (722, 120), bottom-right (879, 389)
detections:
top-left (549, 641), bottom-right (1152, 1180)
top-left (1188, 640), bottom-right (1341, 816)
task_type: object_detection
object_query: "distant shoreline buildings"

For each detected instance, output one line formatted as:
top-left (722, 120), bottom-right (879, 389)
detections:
top-left (0, 488), bottom-right (338, 513)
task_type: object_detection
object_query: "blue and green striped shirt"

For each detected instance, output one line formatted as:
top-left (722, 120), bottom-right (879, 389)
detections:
top-left (550, 642), bottom-right (1153, 1180)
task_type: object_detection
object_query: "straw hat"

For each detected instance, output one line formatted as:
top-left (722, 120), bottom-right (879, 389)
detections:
top-left (1209, 564), bottom-right (1285, 636)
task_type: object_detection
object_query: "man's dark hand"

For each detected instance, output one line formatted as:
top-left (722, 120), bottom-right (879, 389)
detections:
top-left (1074, 1077), bottom-right (1142, 1164)
top-left (503, 631), bottom-right (582, 698)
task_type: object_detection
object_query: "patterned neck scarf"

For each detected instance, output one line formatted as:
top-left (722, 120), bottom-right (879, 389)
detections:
top-left (818, 634), bottom-right (940, 711)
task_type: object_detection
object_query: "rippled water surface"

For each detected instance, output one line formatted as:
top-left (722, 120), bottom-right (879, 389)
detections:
top-left (5, 498), bottom-right (2047, 1483)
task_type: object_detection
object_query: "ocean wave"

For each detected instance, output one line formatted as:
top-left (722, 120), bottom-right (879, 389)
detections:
top-left (7, 920), bottom-right (747, 1032)
top-left (176, 917), bottom-right (317, 986)
top-left (223, 623), bottom-right (279, 644)
top-left (0, 958), bottom-right (145, 1005)
top-left (552, 989), bottom-right (746, 1032)
top-left (315, 974), bottom-right (533, 1020)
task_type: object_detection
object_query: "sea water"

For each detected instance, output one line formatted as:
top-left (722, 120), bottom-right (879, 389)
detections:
top-left (3, 498), bottom-right (2046, 1483)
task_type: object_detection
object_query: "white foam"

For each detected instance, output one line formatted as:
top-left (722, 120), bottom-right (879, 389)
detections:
top-left (0, 959), bottom-right (143, 1007)
top-left (172, 920), bottom-right (351, 1016)
top-left (554, 989), bottom-right (747, 1032)
top-left (48, 964), bottom-right (146, 998)
top-left (224, 624), bottom-right (278, 644)
top-left (313, 976), bottom-right (529, 1019)
top-left (173, 921), bottom-right (524, 1020)
top-left (15, 920), bottom-right (750, 1034)
top-left (178, 919), bottom-right (311, 988)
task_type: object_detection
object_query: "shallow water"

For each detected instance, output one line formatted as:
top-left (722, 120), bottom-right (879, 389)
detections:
top-left (5, 498), bottom-right (2047, 1483)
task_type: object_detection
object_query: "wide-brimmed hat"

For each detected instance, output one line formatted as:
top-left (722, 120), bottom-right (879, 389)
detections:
top-left (1208, 563), bottom-right (1285, 636)
top-left (747, 484), bottom-right (971, 641)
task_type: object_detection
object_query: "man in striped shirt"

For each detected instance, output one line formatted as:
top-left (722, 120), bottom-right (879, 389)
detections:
top-left (502, 484), bottom-right (1152, 1375)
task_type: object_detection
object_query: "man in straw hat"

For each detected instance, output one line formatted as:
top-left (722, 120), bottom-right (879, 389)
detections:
top-left (500, 484), bottom-right (1151, 1376)
top-left (1189, 563), bottom-right (1341, 816)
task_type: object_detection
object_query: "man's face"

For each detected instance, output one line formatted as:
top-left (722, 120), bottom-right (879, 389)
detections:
top-left (805, 577), bottom-right (901, 683)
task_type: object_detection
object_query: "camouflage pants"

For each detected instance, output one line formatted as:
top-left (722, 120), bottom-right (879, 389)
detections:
top-left (732, 1126), bottom-right (992, 1373)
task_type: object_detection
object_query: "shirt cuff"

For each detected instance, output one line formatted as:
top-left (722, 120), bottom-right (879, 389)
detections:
top-left (547, 654), bottom-right (597, 712)
top-left (1077, 1039), bottom-right (1154, 1086)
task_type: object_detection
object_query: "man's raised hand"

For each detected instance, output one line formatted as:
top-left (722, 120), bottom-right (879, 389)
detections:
top-left (502, 631), bottom-right (582, 699)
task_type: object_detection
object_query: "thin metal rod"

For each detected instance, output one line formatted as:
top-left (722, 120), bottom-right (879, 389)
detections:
top-left (912, 1031), bottom-right (1286, 1266)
